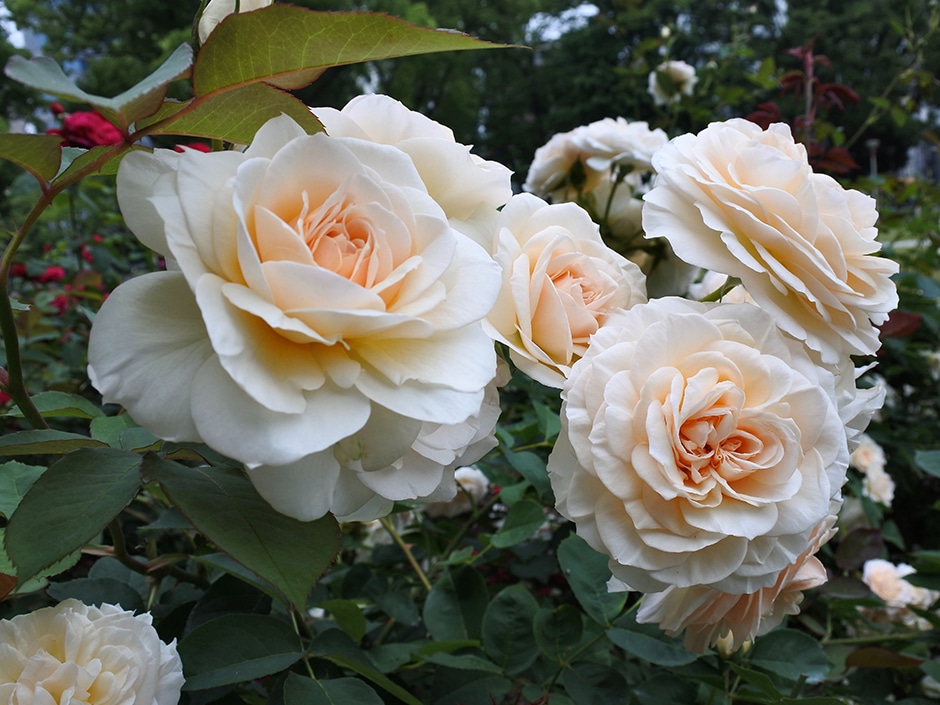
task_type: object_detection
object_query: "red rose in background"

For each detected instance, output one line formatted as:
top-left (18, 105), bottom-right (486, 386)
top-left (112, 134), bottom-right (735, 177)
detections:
top-left (48, 110), bottom-right (123, 149)
top-left (37, 266), bottom-right (66, 284)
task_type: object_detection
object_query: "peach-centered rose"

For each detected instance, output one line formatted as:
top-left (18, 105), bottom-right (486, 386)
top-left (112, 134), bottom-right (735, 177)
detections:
top-left (312, 94), bottom-right (512, 240)
top-left (643, 118), bottom-right (899, 365)
top-left (637, 513), bottom-right (836, 652)
top-left (476, 193), bottom-right (647, 388)
top-left (0, 600), bottom-right (183, 705)
top-left (547, 297), bottom-right (849, 593)
top-left (89, 114), bottom-right (502, 521)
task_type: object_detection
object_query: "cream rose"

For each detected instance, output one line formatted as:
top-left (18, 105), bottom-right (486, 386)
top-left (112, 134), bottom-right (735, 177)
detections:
top-left (862, 558), bottom-right (938, 629)
top-left (477, 193), bottom-right (647, 388)
top-left (863, 463), bottom-right (896, 507)
top-left (547, 297), bottom-right (849, 593)
top-left (197, 0), bottom-right (272, 44)
top-left (89, 114), bottom-right (501, 521)
top-left (523, 119), bottom-right (666, 202)
top-left (0, 599), bottom-right (183, 705)
top-left (637, 514), bottom-right (836, 652)
top-left (312, 94), bottom-right (512, 239)
top-left (643, 118), bottom-right (899, 365)
top-left (648, 60), bottom-right (697, 106)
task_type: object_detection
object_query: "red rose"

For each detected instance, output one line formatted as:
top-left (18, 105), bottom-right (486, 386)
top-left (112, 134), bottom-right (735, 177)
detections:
top-left (48, 111), bottom-right (123, 149)
top-left (38, 266), bottom-right (66, 283)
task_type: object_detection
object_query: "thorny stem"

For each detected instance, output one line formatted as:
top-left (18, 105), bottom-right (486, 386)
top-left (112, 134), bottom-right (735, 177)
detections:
top-left (381, 515), bottom-right (432, 592)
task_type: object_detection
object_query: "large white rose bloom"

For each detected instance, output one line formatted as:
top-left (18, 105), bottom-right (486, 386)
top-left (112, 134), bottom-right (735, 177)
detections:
top-left (0, 599), bottom-right (183, 705)
top-left (643, 118), bottom-right (899, 365)
top-left (547, 298), bottom-right (849, 594)
top-left (88, 114), bottom-right (502, 521)
top-left (476, 193), bottom-right (647, 388)
top-left (637, 513), bottom-right (836, 653)
top-left (311, 94), bottom-right (512, 240)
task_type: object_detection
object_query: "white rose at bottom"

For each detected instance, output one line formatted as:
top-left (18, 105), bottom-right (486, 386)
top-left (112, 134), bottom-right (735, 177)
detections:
top-left (637, 513), bottom-right (836, 652)
top-left (547, 298), bottom-right (849, 594)
top-left (0, 599), bottom-right (183, 705)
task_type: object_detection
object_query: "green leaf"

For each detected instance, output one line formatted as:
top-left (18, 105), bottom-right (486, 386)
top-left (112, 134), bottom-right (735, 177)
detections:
top-left (560, 662), bottom-right (629, 705)
top-left (5, 43), bottom-right (192, 131)
top-left (423, 651), bottom-right (503, 674)
top-left (143, 83), bottom-right (323, 144)
top-left (54, 145), bottom-right (124, 183)
top-left (5, 448), bottom-right (142, 583)
top-left (481, 583), bottom-right (539, 674)
top-left (46, 577), bottom-right (145, 613)
top-left (8, 297), bottom-right (30, 312)
top-left (557, 534), bottom-right (626, 625)
top-left (319, 599), bottom-right (367, 643)
top-left (608, 611), bottom-right (697, 667)
top-left (915, 450), bottom-right (940, 478)
top-left (0, 528), bottom-right (81, 592)
top-left (194, 7), bottom-right (506, 96)
top-left (533, 604), bottom-right (582, 662)
top-left (632, 674), bottom-right (698, 705)
top-left (423, 566), bottom-right (489, 641)
top-left (728, 663), bottom-right (784, 700)
top-left (6, 391), bottom-right (104, 420)
top-left (748, 629), bottom-right (831, 683)
top-left (178, 614), bottom-right (302, 690)
top-left (0, 461), bottom-right (45, 519)
top-left (0, 133), bottom-right (63, 183)
top-left (146, 457), bottom-right (340, 609)
top-left (283, 673), bottom-right (383, 705)
top-left (504, 450), bottom-right (552, 500)
top-left (490, 499), bottom-right (545, 548)
top-left (310, 629), bottom-right (422, 705)
top-left (0, 430), bottom-right (106, 456)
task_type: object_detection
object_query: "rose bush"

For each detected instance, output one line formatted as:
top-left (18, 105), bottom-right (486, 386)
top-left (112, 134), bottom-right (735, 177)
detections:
top-left (0, 599), bottom-right (183, 705)
top-left (547, 297), bottom-right (850, 593)
top-left (643, 118), bottom-right (899, 365)
top-left (476, 193), bottom-right (647, 387)
top-left (88, 112), bottom-right (502, 521)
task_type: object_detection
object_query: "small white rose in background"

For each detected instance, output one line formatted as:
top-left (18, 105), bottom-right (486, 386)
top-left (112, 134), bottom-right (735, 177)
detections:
top-left (643, 118), bottom-right (899, 366)
top-left (648, 60), bottom-right (697, 106)
top-left (850, 433), bottom-right (894, 507)
top-left (862, 558), bottom-right (939, 630)
top-left (548, 297), bottom-right (850, 594)
top-left (0, 599), bottom-right (184, 705)
top-left (638, 514), bottom-right (836, 653)
top-left (312, 94), bottom-right (512, 239)
top-left (425, 465), bottom-right (491, 518)
top-left (89, 111), bottom-right (502, 522)
top-left (524, 118), bottom-right (667, 197)
top-left (476, 193), bottom-right (647, 388)
top-left (197, 0), bottom-right (272, 44)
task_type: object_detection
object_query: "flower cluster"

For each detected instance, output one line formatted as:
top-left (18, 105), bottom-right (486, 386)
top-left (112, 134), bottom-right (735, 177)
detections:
top-left (544, 117), bottom-right (897, 651)
top-left (850, 433), bottom-right (895, 507)
top-left (861, 559), bottom-right (939, 630)
top-left (89, 92), bottom-right (897, 654)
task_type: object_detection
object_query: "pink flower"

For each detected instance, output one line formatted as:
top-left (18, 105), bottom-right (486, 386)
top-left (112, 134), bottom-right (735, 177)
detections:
top-left (37, 266), bottom-right (66, 284)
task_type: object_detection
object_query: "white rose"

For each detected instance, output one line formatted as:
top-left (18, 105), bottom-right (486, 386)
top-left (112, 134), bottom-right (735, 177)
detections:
top-left (548, 297), bottom-right (849, 593)
top-left (648, 60), bottom-right (697, 106)
top-left (569, 117), bottom-right (668, 174)
top-left (863, 463), bottom-right (896, 507)
top-left (850, 433), bottom-right (886, 475)
top-left (0, 599), bottom-right (183, 705)
top-left (197, 0), bottom-right (272, 44)
top-left (643, 118), bottom-right (899, 365)
top-left (638, 514), bottom-right (836, 653)
top-left (862, 559), bottom-right (938, 630)
top-left (479, 193), bottom-right (647, 388)
top-left (523, 120), bottom-right (666, 202)
top-left (312, 94), bottom-right (512, 239)
top-left (425, 465), bottom-right (491, 518)
top-left (89, 114), bottom-right (502, 521)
